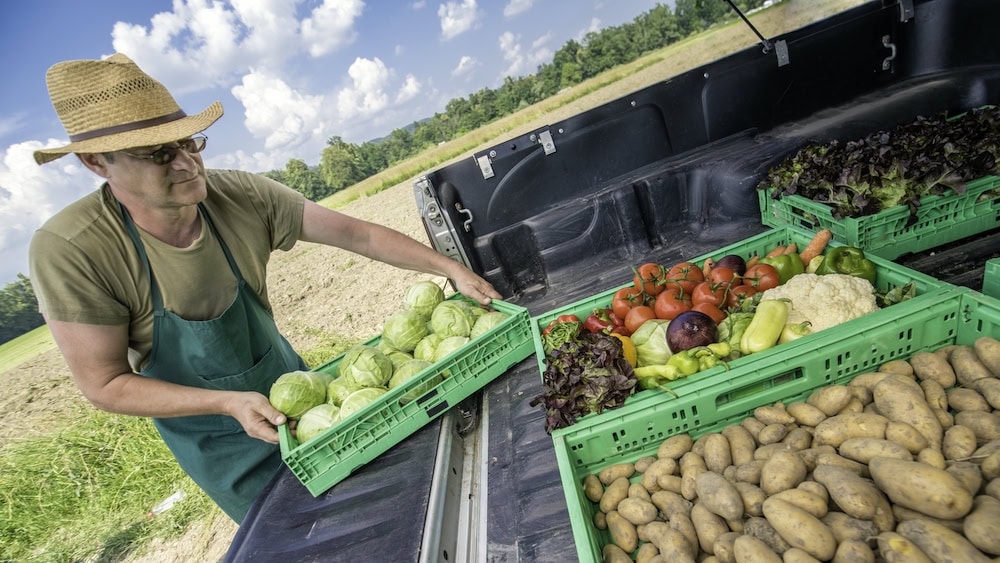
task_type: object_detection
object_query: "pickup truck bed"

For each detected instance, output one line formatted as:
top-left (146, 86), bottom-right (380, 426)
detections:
top-left (225, 0), bottom-right (1000, 560)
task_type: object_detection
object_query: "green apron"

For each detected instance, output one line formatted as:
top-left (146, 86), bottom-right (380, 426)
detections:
top-left (120, 202), bottom-right (305, 523)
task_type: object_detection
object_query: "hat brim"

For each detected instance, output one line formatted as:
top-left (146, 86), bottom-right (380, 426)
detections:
top-left (33, 101), bottom-right (224, 165)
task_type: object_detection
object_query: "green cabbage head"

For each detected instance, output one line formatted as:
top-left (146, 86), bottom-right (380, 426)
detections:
top-left (325, 377), bottom-right (356, 407)
top-left (403, 281), bottom-right (445, 320)
top-left (387, 359), bottom-right (441, 404)
top-left (470, 311), bottom-right (508, 339)
top-left (430, 301), bottom-right (473, 338)
top-left (269, 370), bottom-right (328, 419)
top-left (339, 387), bottom-right (388, 420)
top-left (630, 319), bottom-right (673, 367)
top-left (296, 403), bottom-right (340, 444)
top-left (413, 333), bottom-right (443, 362)
top-left (381, 310), bottom-right (431, 352)
top-left (386, 350), bottom-right (415, 371)
top-left (338, 345), bottom-right (393, 388)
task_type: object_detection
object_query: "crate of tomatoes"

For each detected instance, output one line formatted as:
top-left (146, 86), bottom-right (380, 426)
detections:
top-left (529, 225), bottom-right (956, 435)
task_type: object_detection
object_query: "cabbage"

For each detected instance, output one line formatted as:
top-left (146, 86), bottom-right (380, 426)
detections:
top-left (295, 403), bottom-right (340, 444)
top-left (338, 345), bottom-right (394, 388)
top-left (630, 319), bottom-right (673, 367)
top-left (381, 310), bottom-right (430, 352)
top-left (404, 280), bottom-right (446, 320)
top-left (268, 370), bottom-right (328, 419)
top-left (461, 302), bottom-right (489, 322)
top-left (339, 387), bottom-right (388, 420)
top-left (376, 338), bottom-right (399, 354)
top-left (386, 350), bottom-right (414, 371)
top-left (325, 377), bottom-right (356, 407)
top-left (388, 359), bottom-right (441, 404)
top-left (413, 333), bottom-right (443, 362)
top-left (470, 311), bottom-right (508, 339)
top-left (430, 301), bottom-right (473, 338)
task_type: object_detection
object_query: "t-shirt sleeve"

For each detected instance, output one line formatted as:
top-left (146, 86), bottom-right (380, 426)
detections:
top-left (227, 170), bottom-right (304, 252)
top-left (28, 230), bottom-right (131, 325)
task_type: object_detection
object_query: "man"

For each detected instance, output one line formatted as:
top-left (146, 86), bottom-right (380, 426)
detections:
top-left (29, 53), bottom-right (501, 522)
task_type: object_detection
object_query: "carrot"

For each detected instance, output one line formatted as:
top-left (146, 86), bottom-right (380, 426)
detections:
top-left (702, 257), bottom-right (715, 278)
top-left (799, 229), bottom-right (833, 265)
top-left (746, 255), bottom-right (759, 268)
top-left (782, 243), bottom-right (798, 255)
top-left (765, 245), bottom-right (787, 258)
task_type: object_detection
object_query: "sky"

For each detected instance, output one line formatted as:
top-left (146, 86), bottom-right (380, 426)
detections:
top-left (0, 0), bottom-right (665, 286)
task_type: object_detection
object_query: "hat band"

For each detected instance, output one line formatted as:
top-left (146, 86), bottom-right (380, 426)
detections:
top-left (68, 109), bottom-right (188, 143)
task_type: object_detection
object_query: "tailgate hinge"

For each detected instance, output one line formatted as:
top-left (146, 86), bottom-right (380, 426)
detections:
top-left (897, 0), bottom-right (914, 22)
top-left (475, 153), bottom-right (495, 180)
top-left (534, 129), bottom-right (556, 155)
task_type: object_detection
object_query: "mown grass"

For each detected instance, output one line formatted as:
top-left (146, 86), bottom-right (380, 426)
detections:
top-left (0, 325), bottom-right (55, 373)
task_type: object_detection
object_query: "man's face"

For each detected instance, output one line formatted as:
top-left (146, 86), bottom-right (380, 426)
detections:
top-left (101, 136), bottom-right (209, 211)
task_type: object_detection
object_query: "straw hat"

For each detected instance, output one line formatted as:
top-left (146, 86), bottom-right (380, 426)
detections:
top-left (34, 53), bottom-right (223, 165)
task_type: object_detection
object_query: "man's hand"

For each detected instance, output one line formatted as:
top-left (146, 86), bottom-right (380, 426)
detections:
top-left (226, 391), bottom-right (288, 444)
top-left (451, 268), bottom-right (502, 306)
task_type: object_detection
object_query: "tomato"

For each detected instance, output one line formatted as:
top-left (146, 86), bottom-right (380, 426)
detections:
top-left (742, 264), bottom-right (780, 291)
top-left (692, 302), bottom-right (727, 324)
top-left (624, 305), bottom-right (657, 334)
top-left (664, 261), bottom-right (704, 295)
top-left (633, 262), bottom-right (665, 296)
top-left (612, 287), bottom-right (643, 319)
top-left (653, 287), bottom-right (692, 320)
top-left (690, 281), bottom-right (725, 307)
top-left (708, 266), bottom-right (738, 286)
top-left (726, 285), bottom-right (758, 309)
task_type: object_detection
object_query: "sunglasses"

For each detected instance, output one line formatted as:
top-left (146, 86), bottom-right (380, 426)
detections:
top-left (120, 135), bottom-right (208, 165)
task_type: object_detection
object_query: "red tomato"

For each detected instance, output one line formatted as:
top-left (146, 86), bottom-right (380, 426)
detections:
top-left (612, 287), bottom-right (643, 319)
top-left (692, 302), bottom-right (727, 324)
top-left (633, 263), bottom-right (665, 296)
top-left (742, 264), bottom-right (780, 291)
top-left (708, 266), bottom-right (738, 286)
top-left (624, 305), bottom-right (657, 334)
top-left (690, 281), bottom-right (725, 307)
top-left (664, 261), bottom-right (704, 295)
top-left (726, 285), bottom-right (758, 309)
top-left (653, 288), bottom-right (692, 320)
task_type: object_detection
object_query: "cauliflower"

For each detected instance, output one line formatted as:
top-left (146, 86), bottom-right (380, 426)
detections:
top-left (758, 273), bottom-right (879, 332)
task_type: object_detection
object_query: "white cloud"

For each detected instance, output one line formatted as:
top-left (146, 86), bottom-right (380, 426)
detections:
top-left (578, 16), bottom-right (602, 40)
top-left (394, 44), bottom-right (405, 56)
top-left (438, 0), bottom-right (481, 40)
top-left (498, 30), bottom-right (553, 78)
top-left (301, 0), bottom-right (364, 57)
top-left (503, 0), bottom-right (533, 18)
top-left (411, 0), bottom-right (427, 8)
top-left (451, 55), bottom-right (480, 78)
top-left (396, 75), bottom-right (422, 104)
top-left (0, 141), bottom-right (100, 283)
top-left (231, 69), bottom-right (326, 152)
top-left (337, 57), bottom-right (392, 119)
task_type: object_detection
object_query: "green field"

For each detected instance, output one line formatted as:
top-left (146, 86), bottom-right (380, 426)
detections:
top-left (0, 325), bottom-right (55, 373)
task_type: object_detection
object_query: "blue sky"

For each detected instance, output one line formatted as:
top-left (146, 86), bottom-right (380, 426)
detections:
top-left (0, 0), bottom-right (665, 285)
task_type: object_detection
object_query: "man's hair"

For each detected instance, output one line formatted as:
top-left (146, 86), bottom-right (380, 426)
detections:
top-left (100, 152), bottom-right (116, 164)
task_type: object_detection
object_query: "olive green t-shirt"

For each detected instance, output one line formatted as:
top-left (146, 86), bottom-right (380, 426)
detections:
top-left (29, 169), bottom-right (305, 371)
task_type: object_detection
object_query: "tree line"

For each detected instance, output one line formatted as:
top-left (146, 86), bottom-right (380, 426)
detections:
top-left (0, 275), bottom-right (44, 345)
top-left (264, 0), bottom-right (764, 200)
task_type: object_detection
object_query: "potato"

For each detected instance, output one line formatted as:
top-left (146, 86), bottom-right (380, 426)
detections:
top-left (797, 446), bottom-right (836, 471)
top-left (599, 477), bottom-right (631, 514)
top-left (669, 511), bottom-right (699, 557)
top-left (757, 423), bottom-right (790, 445)
top-left (617, 497), bottom-right (658, 525)
top-left (873, 374), bottom-right (942, 450)
top-left (890, 504), bottom-right (964, 533)
top-left (761, 497), bottom-right (836, 560)
top-left (759, 450), bottom-right (807, 495)
top-left (599, 463), bottom-right (635, 485)
top-left (733, 481), bottom-right (766, 517)
top-left (920, 379), bottom-right (948, 410)
top-left (743, 516), bottom-right (791, 554)
top-left (812, 412), bottom-right (888, 448)
top-left (696, 471), bottom-right (744, 520)
top-left (602, 543), bottom-right (633, 563)
top-left (837, 437), bottom-right (912, 464)
top-left (651, 490), bottom-right (692, 518)
top-left (691, 501), bottom-right (730, 554)
top-left (583, 473), bottom-right (604, 503)
top-left (814, 452), bottom-right (868, 477)
top-left (768, 488), bottom-right (827, 519)
top-left (931, 406), bottom-right (954, 430)
top-left (733, 535), bottom-right (782, 563)
top-left (782, 547), bottom-right (822, 563)
top-left (982, 450), bottom-right (1000, 480)
top-left (635, 543), bottom-right (659, 563)
top-left (754, 404), bottom-right (795, 425)
top-left (786, 402), bottom-right (827, 427)
top-left (970, 377), bottom-right (1000, 410)
top-left (917, 447), bottom-right (946, 469)
top-left (642, 457), bottom-right (678, 492)
top-left (879, 359), bottom-right (914, 376)
top-left (952, 345), bottom-right (994, 386)
top-left (593, 510), bottom-right (607, 530)
top-left (964, 495), bottom-right (1000, 555)
top-left (734, 460), bottom-right (765, 484)
top-left (629, 482), bottom-right (652, 502)
top-left (634, 455), bottom-right (657, 473)
top-left (833, 539), bottom-right (875, 563)
top-left (712, 531), bottom-right (740, 563)
top-left (702, 433), bottom-right (732, 474)
top-left (658, 474), bottom-right (683, 493)
top-left (606, 510), bottom-right (638, 553)
top-left (974, 336), bottom-right (1000, 377)
top-left (822, 511), bottom-right (878, 544)
top-left (644, 521), bottom-right (695, 562)
top-left (868, 457), bottom-right (973, 519)
top-left (781, 427), bottom-right (813, 451)
top-left (849, 371), bottom-right (890, 391)
top-left (837, 396), bottom-right (865, 415)
top-left (812, 463), bottom-right (883, 520)
top-left (885, 421), bottom-right (929, 454)
top-left (796, 481), bottom-right (828, 504)
top-left (943, 424), bottom-right (979, 460)
top-left (723, 424), bottom-right (757, 466)
top-left (955, 411), bottom-right (1000, 441)
top-left (847, 384), bottom-right (873, 406)
top-left (948, 387), bottom-right (991, 412)
top-left (876, 532), bottom-right (933, 563)
top-left (946, 460), bottom-right (983, 496)
top-left (807, 385), bottom-right (854, 416)
top-left (909, 351), bottom-right (956, 387)
top-left (896, 518), bottom-right (992, 563)
top-left (985, 477), bottom-right (1000, 501)
top-left (741, 416), bottom-right (767, 439)
top-left (657, 434), bottom-right (693, 460)
top-left (681, 464), bottom-right (706, 501)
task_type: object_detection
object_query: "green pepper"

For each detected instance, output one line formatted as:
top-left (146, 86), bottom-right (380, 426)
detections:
top-left (758, 254), bottom-right (805, 284)
top-left (667, 351), bottom-right (700, 376)
top-left (635, 364), bottom-right (682, 382)
top-left (740, 299), bottom-right (790, 355)
top-left (815, 246), bottom-right (877, 285)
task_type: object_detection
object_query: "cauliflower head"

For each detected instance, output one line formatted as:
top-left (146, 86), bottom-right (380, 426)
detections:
top-left (758, 273), bottom-right (879, 332)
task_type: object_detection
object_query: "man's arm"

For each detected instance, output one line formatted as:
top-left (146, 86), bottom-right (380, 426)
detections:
top-left (45, 319), bottom-right (288, 444)
top-left (298, 199), bottom-right (501, 305)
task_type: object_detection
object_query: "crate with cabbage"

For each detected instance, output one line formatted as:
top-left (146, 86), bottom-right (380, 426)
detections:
top-left (268, 280), bottom-right (509, 445)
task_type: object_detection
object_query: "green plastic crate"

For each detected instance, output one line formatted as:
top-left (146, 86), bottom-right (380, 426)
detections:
top-left (279, 297), bottom-right (534, 496)
top-left (532, 225), bottom-right (953, 382)
top-left (758, 175), bottom-right (1000, 259)
top-left (553, 287), bottom-right (999, 562)
top-left (986, 258), bottom-right (1000, 299)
